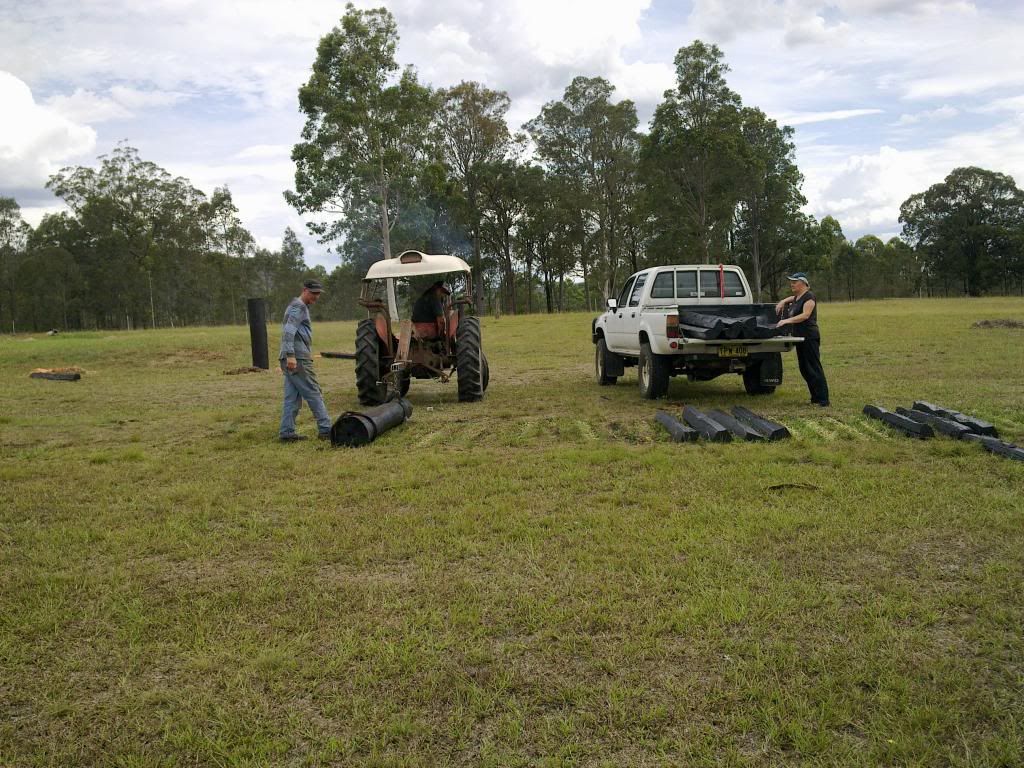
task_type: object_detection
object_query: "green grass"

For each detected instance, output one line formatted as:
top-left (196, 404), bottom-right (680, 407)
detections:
top-left (1, 298), bottom-right (1023, 766)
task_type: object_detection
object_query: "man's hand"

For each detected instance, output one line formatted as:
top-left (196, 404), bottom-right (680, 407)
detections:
top-left (286, 356), bottom-right (298, 372)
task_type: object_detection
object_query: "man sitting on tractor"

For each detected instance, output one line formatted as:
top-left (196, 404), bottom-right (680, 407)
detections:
top-left (411, 280), bottom-right (451, 339)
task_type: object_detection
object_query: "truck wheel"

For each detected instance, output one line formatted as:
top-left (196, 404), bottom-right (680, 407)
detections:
top-left (456, 316), bottom-right (484, 402)
top-left (356, 318), bottom-right (387, 405)
top-left (742, 364), bottom-right (775, 395)
top-left (638, 342), bottom-right (670, 399)
top-left (595, 338), bottom-right (618, 385)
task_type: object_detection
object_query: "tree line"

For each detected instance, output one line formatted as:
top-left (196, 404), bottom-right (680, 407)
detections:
top-left (2, 5), bottom-right (1023, 332)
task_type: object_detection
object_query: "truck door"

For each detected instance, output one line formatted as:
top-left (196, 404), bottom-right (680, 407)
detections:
top-left (619, 273), bottom-right (648, 354)
top-left (604, 275), bottom-right (636, 352)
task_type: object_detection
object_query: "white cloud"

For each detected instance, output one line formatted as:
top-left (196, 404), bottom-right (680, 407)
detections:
top-left (775, 108), bottom-right (884, 126)
top-left (802, 119), bottom-right (1024, 235)
top-left (0, 72), bottom-right (96, 189)
top-left (895, 105), bottom-right (958, 126)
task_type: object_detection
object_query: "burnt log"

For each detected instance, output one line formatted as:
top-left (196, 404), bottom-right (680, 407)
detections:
top-left (863, 405), bottom-right (934, 439)
top-left (655, 411), bottom-right (700, 443)
top-left (29, 372), bottom-right (81, 381)
top-left (912, 401), bottom-right (998, 437)
top-left (682, 406), bottom-right (732, 442)
top-left (895, 407), bottom-right (972, 439)
top-left (678, 310), bottom-right (725, 333)
top-left (678, 324), bottom-right (720, 341)
top-left (730, 406), bottom-right (790, 441)
top-left (962, 433), bottom-right (1024, 461)
top-left (707, 409), bottom-right (764, 441)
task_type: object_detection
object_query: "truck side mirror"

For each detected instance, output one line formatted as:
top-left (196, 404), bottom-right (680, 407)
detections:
top-left (606, 298), bottom-right (617, 310)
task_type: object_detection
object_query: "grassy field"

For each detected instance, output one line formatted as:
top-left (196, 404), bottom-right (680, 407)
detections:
top-left (1, 298), bottom-right (1023, 767)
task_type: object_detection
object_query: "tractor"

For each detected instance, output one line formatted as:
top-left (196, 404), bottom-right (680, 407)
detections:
top-left (355, 250), bottom-right (489, 404)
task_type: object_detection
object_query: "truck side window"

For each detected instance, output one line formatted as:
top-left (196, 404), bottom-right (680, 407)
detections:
top-left (616, 276), bottom-right (636, 308)
top-left (628, 274), bottom-right (647, 307)
top-left (676, 270), bottom-right (698, 298)
top-left (649, 271), bottom-right (674, 299)
top-left (723, 270), bottom-right (746, 297)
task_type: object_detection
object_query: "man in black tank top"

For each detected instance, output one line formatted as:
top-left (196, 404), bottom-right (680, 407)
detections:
top-left (775, 272), bottom-right (830, 406)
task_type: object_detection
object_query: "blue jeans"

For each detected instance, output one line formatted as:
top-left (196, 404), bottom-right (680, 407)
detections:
top-left (279, 358), bottom-right (332, 437)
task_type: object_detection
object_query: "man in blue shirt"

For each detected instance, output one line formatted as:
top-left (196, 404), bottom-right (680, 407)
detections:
top-left (279, 280), bottom-right (332, 441)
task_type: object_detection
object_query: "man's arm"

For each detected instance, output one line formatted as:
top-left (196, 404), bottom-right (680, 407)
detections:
top-left (281, 305), bottom-right (301, 370)
top-left (777, 299), bottom-right (815, 327)
top-left (775, 295), bottom-right (796, 316)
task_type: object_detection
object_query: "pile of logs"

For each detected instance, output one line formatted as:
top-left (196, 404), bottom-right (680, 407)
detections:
top-left (677, 310), bottom-right (779, 341)
top-left (655, 406), bottom-right (790, 444)
top-left (863, 401), bottom-right (1022, 461)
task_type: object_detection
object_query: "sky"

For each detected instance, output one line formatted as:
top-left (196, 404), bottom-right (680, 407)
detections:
top-left (2, 0), bottom-right (1024, 269)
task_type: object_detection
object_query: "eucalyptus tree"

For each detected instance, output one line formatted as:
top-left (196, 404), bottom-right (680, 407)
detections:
top-left (734, 107), bottom-right (805, 300)
top-left (900, 166), bottom-right (1024, 295)
top-left (525, 76), bottom-right (639, 304)
top-left (435, 81), bottom-right (513, 310)
top-left (47, 144), bottom-right (208, 328)
top-left (645, 41), bottom-right (744, 265)
top-left (0, 197), bottom-right (31, 332)
top-left (288, 3), bottom-right (434, 315)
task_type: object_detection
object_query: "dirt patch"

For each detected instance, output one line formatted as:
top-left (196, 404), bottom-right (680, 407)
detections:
top-left (973, 319), bottom-right (1024, 329)
top-left (151, 349), bottom-right (226, 366)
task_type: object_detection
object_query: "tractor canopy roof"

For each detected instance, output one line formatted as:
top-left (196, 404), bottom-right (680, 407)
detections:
top-left (364, 251), bottom-right (472, 281)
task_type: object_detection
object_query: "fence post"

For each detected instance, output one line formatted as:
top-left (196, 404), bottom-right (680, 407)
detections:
top-left (247, 298), bottom-right (269, 369)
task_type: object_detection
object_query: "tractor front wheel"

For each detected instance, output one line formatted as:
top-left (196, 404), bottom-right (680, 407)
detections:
top-left (456, 317), bottom-right (484, 402)
top-left (355, 318), bottom-right (387, 405)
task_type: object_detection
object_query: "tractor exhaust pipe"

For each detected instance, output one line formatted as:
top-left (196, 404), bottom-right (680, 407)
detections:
top-left (331, 398), bottom-right (413, 447)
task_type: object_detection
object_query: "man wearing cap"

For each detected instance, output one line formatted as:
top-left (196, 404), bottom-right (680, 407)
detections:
top-left (776, 272), bottom-right (830, 407)
top-left (411, 280), bottom-right (451, 339)
top-left (278, 280), bottom-right (332, 441)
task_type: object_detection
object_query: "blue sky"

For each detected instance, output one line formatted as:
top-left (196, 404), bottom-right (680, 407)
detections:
top-left (2, 0), bottom-right (1023, 268)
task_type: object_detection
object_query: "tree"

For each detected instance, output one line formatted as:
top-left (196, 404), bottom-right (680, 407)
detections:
top-left (734, 107), bottom-right (806, 301)
top-left (525, 76), bottom-right (639, 307)
top-left (47, 144), bottom-right (208, 328)
top-left (288, 3), bottom-right (434, 316)
top-left (645, 41), bottom-right (744, 265)
top-left (435, 81), bottom-right (512, 311)
top-left (900, 167), bottom-right (1024, 296)
top-left (0, 197), bottom-right (31, 332)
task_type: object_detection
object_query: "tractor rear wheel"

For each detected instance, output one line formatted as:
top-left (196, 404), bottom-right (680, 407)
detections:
top-left (481, 352), bottom-right (490, 392)
top-left (456, 317), bottom-right (484, 402)
top-left (355, 318), bottom-right (387, 405)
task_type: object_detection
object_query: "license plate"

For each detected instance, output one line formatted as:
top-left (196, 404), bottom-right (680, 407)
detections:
top-left (717, 345), bottom-right (748, 358)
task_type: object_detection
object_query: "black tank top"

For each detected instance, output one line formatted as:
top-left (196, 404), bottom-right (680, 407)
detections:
top-left (787, 290), bottom-right (820, 340)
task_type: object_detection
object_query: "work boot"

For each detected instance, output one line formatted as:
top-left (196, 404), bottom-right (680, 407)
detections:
top-left (279, 434), bottom-right (308, 442)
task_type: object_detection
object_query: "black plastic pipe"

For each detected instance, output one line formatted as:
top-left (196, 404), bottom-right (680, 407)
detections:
top-left (331, 398), bottom-right (413, 447)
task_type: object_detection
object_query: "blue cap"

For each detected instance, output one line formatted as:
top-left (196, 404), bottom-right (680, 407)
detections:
top-left (785, 272), bottom-right (809, 285)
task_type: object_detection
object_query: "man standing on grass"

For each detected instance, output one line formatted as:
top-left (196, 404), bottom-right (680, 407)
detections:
top-left (279, 279), bottom-right (332, 442)
top-left (776, 272), bottom-right (830, 407)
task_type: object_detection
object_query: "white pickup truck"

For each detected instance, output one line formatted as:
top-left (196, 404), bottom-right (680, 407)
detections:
top-left (591, 264), bottom-right (803, 399)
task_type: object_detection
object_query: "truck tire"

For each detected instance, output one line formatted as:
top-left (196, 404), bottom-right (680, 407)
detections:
top-left (595, 338), bottom-right (618, 385)
top-left (742, 363), bottom-right (775, 396)
top-left (356, 319), bottom-right (388, 405)
top-left (638, 342), bottom-right (670, 399)
top-left (457, 316), bottom-right (484, 402)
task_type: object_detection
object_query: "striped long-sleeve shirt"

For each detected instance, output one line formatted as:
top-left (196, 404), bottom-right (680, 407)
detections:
top-left (278, 297), bottom-right (313, 360)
